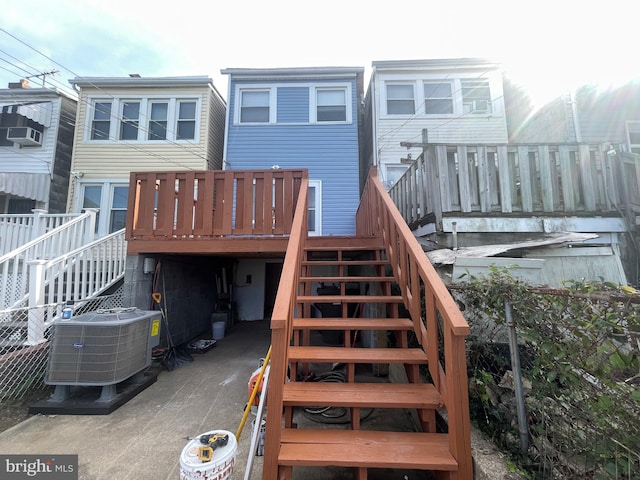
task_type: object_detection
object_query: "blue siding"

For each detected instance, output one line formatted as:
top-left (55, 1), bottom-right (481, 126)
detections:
top-left (277, 87), bottom-right (309, 123)
top-left (225, 77), bottom-right (361, 236)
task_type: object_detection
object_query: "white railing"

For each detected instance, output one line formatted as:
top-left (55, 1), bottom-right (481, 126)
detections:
top-left (0, 210), bottom-right (80, 255)
top-left (0, 210), bottom-right (97, 310)
top-left (26, 229), bottom-right (127, 344)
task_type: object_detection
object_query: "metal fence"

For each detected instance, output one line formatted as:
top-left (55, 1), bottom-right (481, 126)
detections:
top-left (453, 280), bottom-right (640, 480)
top-left (0, 287), bottom-right (124, 401)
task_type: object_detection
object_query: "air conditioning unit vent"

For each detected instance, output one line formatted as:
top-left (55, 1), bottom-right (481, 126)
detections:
top-left (7, 126), bottom-right (42, 146)
top-left (471, 100), bottom-right (490, 113)
top-left (46, 308), bottom-right (161, 386)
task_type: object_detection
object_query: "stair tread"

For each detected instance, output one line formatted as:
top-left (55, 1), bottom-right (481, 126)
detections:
top-left (293, 317), bottom-right (413, 330)
top-left (283, 382), bottom-right (441, 408)
top-left (302, 260), bottom-right (388, 265)
top-left (288, 346), bottom-right (427, 364)
top-left (279, 429), bottom-right (457, 470)
top-left (298, 295), bottom-right (403, 303)
top-left (299, 276), bottom-right (395, 282)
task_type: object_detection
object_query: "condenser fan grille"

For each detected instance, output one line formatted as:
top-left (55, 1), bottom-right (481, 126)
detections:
top-left (46, 309), bottom-right (161, 386)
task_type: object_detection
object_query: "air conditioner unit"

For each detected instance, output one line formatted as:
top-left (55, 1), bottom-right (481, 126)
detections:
top-left (7, 126), bottom-right (42, 146)
top-left (46, 308), bottom-right (161, 387)
top-left (471, 100), bottom-right (490, 113)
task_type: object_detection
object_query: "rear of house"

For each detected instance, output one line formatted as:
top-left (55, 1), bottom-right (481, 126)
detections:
top-left (219, 67), bottom-right (366, 321)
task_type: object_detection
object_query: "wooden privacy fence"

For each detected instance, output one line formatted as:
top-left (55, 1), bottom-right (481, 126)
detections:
top-left (126, 169), bottom-right (307, 240)
top-left (390, 143), bottom-right (634, 228)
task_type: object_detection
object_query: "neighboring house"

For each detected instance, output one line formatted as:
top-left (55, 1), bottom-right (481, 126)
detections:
top-left (67, 75), bottom-right (226, 237)
top-left (383, 65), bottom-right (638, 287)
top-left (363, 58), bottom-right (508, 189)
top-left (0, 79), bottom-right (77, 213)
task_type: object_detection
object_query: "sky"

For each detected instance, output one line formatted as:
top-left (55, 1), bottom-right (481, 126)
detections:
top-left (1, 0), bottom-right (639, 107)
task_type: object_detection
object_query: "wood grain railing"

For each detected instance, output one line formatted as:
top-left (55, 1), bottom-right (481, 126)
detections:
top-left (357, 166), bottom-right (472, 478)
top-left (263, 177), bottom-right (309, 477)
top-left (125, 169), bottom-right (307, 240)
top-left (390, 143), bottom-right (630, 228)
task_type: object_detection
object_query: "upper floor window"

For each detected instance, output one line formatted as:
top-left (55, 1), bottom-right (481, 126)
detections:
top-left (387, 84), bottom-right (415, 115)
top-left (316, 88), bottom-right (346, 122)
top-left (87, 97), bottom-right (200, 142)
top-left (627, 121), bottom-right (640, 154)
top-left (177, 101), bottom-right (196, 139)
top-left (148, 101), bottom-right (168, 140)
top-left (91, 102), bottom-right (112, 140)
top-left (461, 80), bottom-right (492, 114)
top-left (424, 82), bottom-right (453, 114)
top-left (240, 90), bottom-right (270, 123)
top-left (120, 101), bottom-right (140, 140)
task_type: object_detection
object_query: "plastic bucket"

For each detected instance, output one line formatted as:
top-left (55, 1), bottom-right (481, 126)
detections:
top-left (212, 321), bottom-right (226, 340)
top-left (179, 430), bottom-right (237, 480)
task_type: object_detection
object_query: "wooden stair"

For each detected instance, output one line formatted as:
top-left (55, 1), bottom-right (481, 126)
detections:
top-left (265, 237), bottom-right (469, 479)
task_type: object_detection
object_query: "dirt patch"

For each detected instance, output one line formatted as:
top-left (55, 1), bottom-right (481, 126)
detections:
top-left (0, 389), bottom-right (51, 433)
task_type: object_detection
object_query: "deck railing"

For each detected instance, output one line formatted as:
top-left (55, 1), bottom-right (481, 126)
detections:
top-left (390, 143), bottom-right (633, 228)
top-left (126, 169), bottom-right (307, 240)
top-left (356, 166), bottom-right (473, 478)
top-left (263, 176), bottom-right (309, 477)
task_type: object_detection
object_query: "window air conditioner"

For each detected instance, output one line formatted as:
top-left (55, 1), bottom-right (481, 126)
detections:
top-left (471, 100), bottom-right (490, 113)
top-left (7, 126), bottom-right (42, 146)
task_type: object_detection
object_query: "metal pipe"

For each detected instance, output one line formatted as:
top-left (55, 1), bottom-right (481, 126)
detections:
top-left (504, 297), bottom-right (529, 452)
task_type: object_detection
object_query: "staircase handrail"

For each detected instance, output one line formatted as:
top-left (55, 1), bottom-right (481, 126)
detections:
top-left (0, 210), bottom-right (97, 310)
top-left (263, 177), bottom-right (308, 476)
top-left (356, 166), bottom-right (472, 478)
top-left (0, 210), bottom-right (81, 255)
top-left (23, 229), bottom-right (126, 344)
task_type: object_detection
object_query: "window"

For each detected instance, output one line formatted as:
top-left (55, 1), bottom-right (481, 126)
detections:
top-left (91, 102), bottom-right (112, 140)
top-left (308, 180), bottom-right (322, 236)
top-left (627, 122), bottom-right (640, 154)
top-left (82, 185), bottom-right (102, 233)
top-left (385, 165), bottom-right (409, 190)
top-left (462, 80), bottom-right (491, 114)
top-left (109, 186), bottom-right (128, 232)
top-left (148, 102), bottom-right (168, 140)
top-left (386, 84), bottom-right (415, 114)
top-left (240, 90), bottom-right (270, 123)
top-left (119, 101), bottom-right (140, 140)
top-left (0, 112), bottom-right (21, 146)
top-left (316, 88), bottom-right (346, 122)
top-left (177, 101), bottom-right (196, 139)
top-left (424, 82), bottom-right (453, 114)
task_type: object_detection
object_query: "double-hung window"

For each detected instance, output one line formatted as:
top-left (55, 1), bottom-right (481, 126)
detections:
top-left (148, 101), bottom-right (168, 140)
top-left (316, 88), bottom-right (346, 122)
top-left (386, 84), bottom-right (415, 114)
top-left (177, 101), bottom-right (196, 139)
top-left (240, 90), bottom-right (270, 123)
top-left (119, 101), bottom-right (140, 140)
top-left (462, 80), bottom-right (492, 114)
top-left (91, 101), bottom-right (112, 140)
top-left (424, 82), bottom-right (453, 114)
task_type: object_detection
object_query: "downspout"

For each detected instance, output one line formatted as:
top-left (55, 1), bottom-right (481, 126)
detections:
top-left (569, 88), bottom-right (582, 143)
top-left (371, 66), bottom-right (379, 170)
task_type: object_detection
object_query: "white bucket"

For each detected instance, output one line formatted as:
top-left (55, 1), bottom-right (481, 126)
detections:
top-left (212, 321), bottom-right (226, 340)
top-left (179, 430), bottom-right (237, 480)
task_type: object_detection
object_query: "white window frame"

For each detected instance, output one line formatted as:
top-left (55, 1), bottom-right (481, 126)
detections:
top-left (310, 85), bottom-right (351, 124)
top-left (385, 83), bottom-right (416, 116)
top-left (84, 95), bottom-right (201, 142)
top-left (626, 121), bottom-right (640, 154)
top-left (423, 81), bottom-right (454, 115)
top-left (461, 79), bottom-right (492, 114)
top-left (76, 180), bottom-right (129, 237)
top-left (119, 100), bottom-right (140, 140)
top-left (235, 87), bottom-right (276, 125)
top-left (89, 100), bottom-right (113, 140)
top-left (308, 180), bottom-right (322, 236)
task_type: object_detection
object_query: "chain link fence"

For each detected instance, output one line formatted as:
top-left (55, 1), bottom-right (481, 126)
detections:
top-left (0, 287), bottom-right (124, 401)
top-left (451, 273), bottom-right (640, 480)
